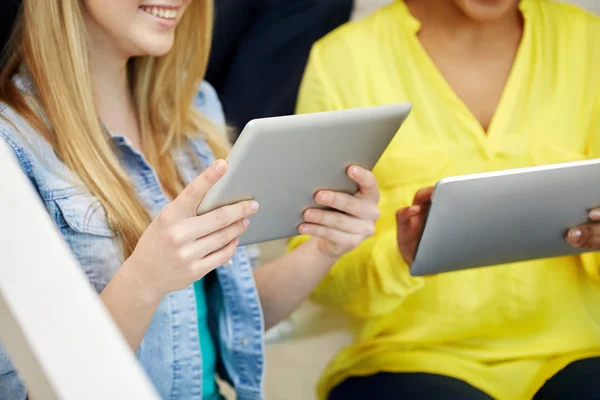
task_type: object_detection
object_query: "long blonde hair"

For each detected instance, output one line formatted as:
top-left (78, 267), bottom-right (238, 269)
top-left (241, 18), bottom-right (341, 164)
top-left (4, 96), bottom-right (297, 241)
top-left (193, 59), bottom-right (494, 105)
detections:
top-left (0, 0), bottom-right (230, 257)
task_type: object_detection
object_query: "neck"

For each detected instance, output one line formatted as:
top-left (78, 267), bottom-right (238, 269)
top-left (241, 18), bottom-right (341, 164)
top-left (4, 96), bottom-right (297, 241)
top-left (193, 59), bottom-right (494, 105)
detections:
top-left (87, 32), bottom-right (139, 143)
top-left (405, 0), bottom-right (522, 45)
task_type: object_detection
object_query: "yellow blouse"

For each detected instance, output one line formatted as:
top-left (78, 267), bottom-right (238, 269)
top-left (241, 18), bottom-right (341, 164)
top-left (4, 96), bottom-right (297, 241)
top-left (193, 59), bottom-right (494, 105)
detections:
top-left (290, 1), bottom-right (600, 399)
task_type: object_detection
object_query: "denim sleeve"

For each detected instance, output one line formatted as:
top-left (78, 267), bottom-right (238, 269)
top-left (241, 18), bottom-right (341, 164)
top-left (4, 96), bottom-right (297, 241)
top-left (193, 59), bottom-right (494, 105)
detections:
top-left (0, 116), bottom-right (39, 198)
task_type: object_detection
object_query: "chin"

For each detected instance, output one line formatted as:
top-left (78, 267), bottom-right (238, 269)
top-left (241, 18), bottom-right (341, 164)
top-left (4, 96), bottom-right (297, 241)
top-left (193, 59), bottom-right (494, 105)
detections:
top-left (137, 36), bottom-right (176, 57)
top-left (455, 0), bottom-right (519, 21)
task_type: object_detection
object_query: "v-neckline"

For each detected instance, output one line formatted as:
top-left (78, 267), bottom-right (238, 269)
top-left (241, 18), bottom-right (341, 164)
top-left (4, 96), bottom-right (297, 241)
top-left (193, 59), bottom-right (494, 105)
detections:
top-left (399, 0), bottom-right (531, 152)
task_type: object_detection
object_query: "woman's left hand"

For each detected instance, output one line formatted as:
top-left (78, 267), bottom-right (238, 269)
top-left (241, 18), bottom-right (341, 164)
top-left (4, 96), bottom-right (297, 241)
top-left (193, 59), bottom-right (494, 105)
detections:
top-left (299, 165), bottom-right (381, 259)
top-left (566, 208), bottom-right (600, 249)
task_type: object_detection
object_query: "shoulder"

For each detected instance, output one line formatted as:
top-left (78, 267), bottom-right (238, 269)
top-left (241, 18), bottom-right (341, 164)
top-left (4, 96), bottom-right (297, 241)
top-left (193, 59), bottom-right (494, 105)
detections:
top-left (311, 2), bottom-right (403, 66)
top-left (538, 0), bottom-right (600, 24)
top-left (530, 0), bottom-right (600, 38)
top-left (195, 81), bottom-right (225, 128)
top-left (529, 1), bottom-right (600, 105)
top-left (0, 104), bottom-right (38, 180)
top-left (0, 103), bottom-right (80, 200)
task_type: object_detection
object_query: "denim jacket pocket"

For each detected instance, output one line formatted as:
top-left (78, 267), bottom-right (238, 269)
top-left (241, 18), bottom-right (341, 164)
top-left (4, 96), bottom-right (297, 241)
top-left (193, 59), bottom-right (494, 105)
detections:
top-left (53, 192), bottom-right (114, 238)
top-left (52, 191), bottom-right (119, 290)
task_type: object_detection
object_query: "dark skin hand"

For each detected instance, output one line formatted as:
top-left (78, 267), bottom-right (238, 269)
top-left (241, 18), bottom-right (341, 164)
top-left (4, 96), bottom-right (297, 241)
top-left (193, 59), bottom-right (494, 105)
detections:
top-left (396, 187), bottom-right (600, 266)
top-left (395, 187), bottom-right (434, 264)
top-left (566, 209), bottom-right (600, 250)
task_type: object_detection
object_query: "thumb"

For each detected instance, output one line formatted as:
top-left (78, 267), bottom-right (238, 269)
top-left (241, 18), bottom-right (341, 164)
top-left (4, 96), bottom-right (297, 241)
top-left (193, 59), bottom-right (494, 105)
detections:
top-left (169, 160), bottom-right (227, 218)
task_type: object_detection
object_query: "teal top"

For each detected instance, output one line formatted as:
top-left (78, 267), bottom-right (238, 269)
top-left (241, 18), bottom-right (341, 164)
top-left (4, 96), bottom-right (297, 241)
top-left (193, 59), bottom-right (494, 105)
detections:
top-left (194, 279), bottom-right (219, 400)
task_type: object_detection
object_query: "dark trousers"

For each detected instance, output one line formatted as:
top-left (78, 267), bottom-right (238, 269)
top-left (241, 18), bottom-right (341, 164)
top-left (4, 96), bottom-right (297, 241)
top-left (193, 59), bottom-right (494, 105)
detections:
top-left (206, 0), bottom-right (354, 137)
top-left (329, 358), bottom-right (600, 400)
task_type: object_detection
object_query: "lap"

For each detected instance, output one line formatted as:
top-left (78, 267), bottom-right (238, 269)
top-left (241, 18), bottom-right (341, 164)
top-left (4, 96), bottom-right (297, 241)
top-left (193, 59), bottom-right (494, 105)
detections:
top-left (534, 357), bottom-right (600, 400)
top-left (329, 358), bottom-right (600, 400)
top-left (328, 373), bottom-right (493, 400)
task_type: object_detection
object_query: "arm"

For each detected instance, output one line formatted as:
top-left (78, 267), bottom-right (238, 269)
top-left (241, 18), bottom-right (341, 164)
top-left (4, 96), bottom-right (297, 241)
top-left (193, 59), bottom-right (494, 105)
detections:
top-left (573, 102), bottom-right (600, 282)
top-left (100, 161), bottom-right (258, 351)
top-left (257, 162), bottom-right (381, 329)
top-left (288, 232), bottom-right (424, 319)
top-left (253, 238), bottom-right (337, 330)
top-left (99, 261), bottom-right (162, 351)
top-left (282, 46), bottom-right (424, 319)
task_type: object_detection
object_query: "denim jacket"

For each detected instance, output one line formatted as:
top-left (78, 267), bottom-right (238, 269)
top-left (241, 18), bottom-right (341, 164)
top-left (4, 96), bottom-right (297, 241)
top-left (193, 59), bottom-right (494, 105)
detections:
top-left (0, 79), bottom-right (265, 400)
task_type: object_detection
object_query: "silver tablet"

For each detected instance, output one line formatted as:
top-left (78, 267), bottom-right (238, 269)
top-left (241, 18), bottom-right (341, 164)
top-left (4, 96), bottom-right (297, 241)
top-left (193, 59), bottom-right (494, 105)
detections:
top-left (410, 158), bottom-right (600, 276)
top-left (196, 103), bottom-right (412, 246)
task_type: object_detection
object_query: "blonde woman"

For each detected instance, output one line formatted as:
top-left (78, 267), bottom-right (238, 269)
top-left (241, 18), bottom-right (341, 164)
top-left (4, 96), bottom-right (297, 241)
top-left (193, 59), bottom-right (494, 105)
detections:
top-left (0, 1), bottom-right (381, 399)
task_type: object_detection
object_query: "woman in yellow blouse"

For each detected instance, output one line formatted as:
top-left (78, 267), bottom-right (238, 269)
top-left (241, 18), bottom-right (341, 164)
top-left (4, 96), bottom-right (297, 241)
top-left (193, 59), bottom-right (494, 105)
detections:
top-left (290, 0), bottom-right (600, 399)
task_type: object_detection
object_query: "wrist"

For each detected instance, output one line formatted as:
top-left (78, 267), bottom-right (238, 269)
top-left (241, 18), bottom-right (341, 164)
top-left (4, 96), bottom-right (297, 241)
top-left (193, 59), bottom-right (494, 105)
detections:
top-left (310, 238), bottom-right (341, 265)
top-left (120, 256), bottom-right (164, 307)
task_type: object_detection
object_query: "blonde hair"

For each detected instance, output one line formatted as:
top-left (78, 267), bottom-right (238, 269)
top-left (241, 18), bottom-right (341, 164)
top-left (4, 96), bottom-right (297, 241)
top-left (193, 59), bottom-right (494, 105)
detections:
top-left (0, 0), bottom-right (230, 257)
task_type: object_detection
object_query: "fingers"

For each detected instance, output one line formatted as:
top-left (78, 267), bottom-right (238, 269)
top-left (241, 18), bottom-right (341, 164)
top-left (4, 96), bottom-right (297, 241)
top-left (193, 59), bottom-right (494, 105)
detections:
top-left (174, 200), bottom-right (259, 241)
top-left (315, 190), bottom-right (380, 221)
top-left (302, 209), bottom-right (375, 236)
top-left (396, 205), bottom-right (421, 229)
top-left (298, 223), bottom-right (362, 249)
top-left (413, 187), bottom-right (434, 207)
top-left (182, 218), bottom-right (249, 261)
top-left (566, 222), bottom-right (600, 249)
top-left (396, 206), bottom-right (426, 244)
top-left (348, 166), bottom-right (380, 202)
top-left (190, 238), bottom-right (239, 278)
top-left (167, 160), bottom-right (228, 219)
top-left (590, 208), bottom-right (600, 221)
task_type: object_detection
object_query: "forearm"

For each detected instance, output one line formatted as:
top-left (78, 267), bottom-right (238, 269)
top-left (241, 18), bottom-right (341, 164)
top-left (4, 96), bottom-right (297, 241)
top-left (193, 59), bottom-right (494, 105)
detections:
top-left (253, 238), bottom-right (338, 330)
top-left (99, 260), bottom-right (162, 351)
top-left (306, 232), bottom-right (425, 318)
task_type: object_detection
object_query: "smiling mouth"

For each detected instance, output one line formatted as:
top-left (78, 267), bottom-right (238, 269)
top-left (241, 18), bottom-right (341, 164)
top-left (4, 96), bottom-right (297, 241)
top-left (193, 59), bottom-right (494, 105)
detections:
top-left (139, 5), bottom-right (179, 20)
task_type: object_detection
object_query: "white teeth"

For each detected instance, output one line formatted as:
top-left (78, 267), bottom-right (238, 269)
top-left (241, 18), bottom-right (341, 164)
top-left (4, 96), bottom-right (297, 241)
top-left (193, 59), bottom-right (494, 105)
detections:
top-left (142, 6), bottom-right (177, 19)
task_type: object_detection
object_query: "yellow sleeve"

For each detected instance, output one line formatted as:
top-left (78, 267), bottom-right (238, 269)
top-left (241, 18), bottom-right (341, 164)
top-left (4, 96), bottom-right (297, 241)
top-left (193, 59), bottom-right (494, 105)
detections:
top-left (292, 44), bottom-right (425, 319)
top-left (581, 99), bottom-right (600, 282)
top-left (289, 233), bottom-right (424, 318)
top-left (295, 44), bottom-right (344, 115)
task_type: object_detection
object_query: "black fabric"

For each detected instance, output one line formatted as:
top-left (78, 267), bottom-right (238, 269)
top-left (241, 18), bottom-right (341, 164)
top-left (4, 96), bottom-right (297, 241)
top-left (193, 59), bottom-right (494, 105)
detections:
top-left (329, 372), bottom-right (493, 400)
top-left (206, 0), bottom-right (354, 138)
top-left (329, 357), bottom-right (600, 400)
top-left (0, 0), bottom-right (21, 62)
top-left (533, 357), bottom-right (600, 400)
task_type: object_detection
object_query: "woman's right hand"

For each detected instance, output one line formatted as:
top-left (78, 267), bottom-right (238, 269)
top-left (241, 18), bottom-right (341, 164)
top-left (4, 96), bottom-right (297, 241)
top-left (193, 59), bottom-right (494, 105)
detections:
top-left (395, 187), bottom-right (434, 264)
top-left (125, 159), bottom-right (259, 300)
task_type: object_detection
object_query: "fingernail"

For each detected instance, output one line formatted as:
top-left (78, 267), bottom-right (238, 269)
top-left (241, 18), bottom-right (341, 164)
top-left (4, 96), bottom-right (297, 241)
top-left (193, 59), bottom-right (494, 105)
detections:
top-left (251, 201), bottom-right (260, 211)
top-left (242, 218), bottom-right (250, 228)
top-left (299, 225), bottom-right (309, 234)
top-left (409, 206), bottom-right (420, 213)
top-left (569, 229), bottom-right (582, 239)
top-left (234, 238), bottom-right (239, 246)
top-left (590, 210), bottom-right (600, 220)
top-left (350, 166), bottom-right (361, 178)
top-left (319, 193), bottom-right (329, 203)
top-left (214, 160), bottom-right (226, 173)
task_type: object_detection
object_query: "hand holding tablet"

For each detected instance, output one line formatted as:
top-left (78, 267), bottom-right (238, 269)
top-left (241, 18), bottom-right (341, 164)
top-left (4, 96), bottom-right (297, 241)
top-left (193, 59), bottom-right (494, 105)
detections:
top-left (196, 103), bottom-right (412, 246)
top-left (408, 159), bottom-right (600, 276)
top-left (301, 164), bottom-right (381, 259)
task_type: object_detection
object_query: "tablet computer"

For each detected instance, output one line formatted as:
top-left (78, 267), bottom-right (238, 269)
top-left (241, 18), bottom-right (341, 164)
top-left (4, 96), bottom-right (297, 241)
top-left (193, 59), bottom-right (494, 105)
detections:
top-left (410, 158), bottom-right (600, 276)
top-left (196, 103), bottom-right (412, 246)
